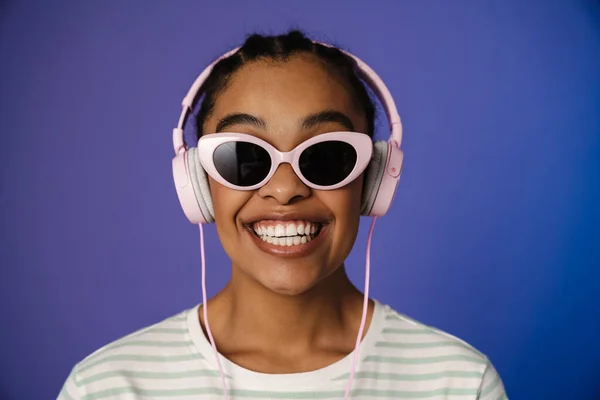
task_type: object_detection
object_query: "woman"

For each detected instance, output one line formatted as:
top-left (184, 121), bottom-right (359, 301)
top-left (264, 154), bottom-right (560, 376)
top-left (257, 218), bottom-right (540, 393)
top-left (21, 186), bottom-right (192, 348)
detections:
top-left (59, 31), bottom-right (507, 400)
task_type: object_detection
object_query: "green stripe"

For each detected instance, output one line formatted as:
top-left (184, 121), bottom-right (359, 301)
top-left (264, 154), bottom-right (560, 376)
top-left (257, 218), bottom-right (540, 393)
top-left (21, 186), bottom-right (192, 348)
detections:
top-left (168, 314), bottom-right (187, 322)
top-left (375, 340), bottom-right (475, 350)
top-left (385, 314), bottom-right (424, 325)
top-left (331, 370), bottom-right (483, 381)
top-left (364, 354), bottom-right (487, 365)
top-left (82, 387), bottom-right (479, 399)
top-left (480, 374), bottom-right (501, 397)
top-left (385, 314), bottom-right (404, 321)
top-left (382, 328), bottom-right (433, 334)
top-left (349, 388), bottom-right (479, 398)
top-left (82, 340), bottom-right (194, 363)
top-left (494, 394), bottom-right (508, 400)
top-left (79, 369), bottom-right (224, 385)
top-left (77, 353), bottom-right (203, 374)
top-left (82, 386), bottom-right (223, 399)
top-left (100, 340), bottom-right (193, 348)
top-left (149, 328), bottom-right (188, 334)
top-left (232, 390), bottom-right (340, 399)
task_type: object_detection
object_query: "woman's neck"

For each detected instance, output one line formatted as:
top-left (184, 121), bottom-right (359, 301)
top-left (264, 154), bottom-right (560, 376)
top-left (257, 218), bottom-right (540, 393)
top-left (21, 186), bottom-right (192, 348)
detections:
top-left (198, 265), bottom-right (374, 372)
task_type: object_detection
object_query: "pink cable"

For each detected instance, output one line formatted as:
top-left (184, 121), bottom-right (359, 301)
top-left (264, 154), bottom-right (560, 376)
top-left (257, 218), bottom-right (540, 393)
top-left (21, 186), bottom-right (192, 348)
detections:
top-left (343, 216), bottom-right (377, 399)
top-left (199, 224), bottom-right (229, 399)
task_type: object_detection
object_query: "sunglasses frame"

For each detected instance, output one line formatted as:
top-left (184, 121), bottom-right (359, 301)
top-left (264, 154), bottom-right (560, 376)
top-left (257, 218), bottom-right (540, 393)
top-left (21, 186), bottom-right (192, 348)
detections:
top-left (196, 131), bottom-right (373, 191)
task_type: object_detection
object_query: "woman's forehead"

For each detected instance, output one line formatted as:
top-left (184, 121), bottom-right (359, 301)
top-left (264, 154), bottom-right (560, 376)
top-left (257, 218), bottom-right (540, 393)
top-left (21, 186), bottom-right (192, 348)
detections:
top-left (208, 56), bottom-right (363, 128)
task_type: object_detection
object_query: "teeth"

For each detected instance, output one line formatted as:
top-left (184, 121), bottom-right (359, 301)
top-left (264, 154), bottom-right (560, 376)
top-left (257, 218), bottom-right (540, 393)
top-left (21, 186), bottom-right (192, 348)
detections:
top-left (285, 225), bottom-right (296, 236)
top-left (252, 220), bottom-right (322, 246)
top-left (275, 225), bottom-right (285, 237)
top-left (259, 233), bottom-right (316, 246)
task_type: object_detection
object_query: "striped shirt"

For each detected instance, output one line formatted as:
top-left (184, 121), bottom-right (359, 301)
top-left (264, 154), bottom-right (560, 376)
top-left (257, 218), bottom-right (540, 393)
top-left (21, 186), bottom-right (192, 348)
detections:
top-left (58, 300), bottom-right (507, 399)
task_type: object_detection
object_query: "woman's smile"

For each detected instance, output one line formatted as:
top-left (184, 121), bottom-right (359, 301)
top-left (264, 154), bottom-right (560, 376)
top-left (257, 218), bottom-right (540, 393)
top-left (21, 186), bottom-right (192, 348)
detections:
top-left (244, 218), bottom-right (330, 258)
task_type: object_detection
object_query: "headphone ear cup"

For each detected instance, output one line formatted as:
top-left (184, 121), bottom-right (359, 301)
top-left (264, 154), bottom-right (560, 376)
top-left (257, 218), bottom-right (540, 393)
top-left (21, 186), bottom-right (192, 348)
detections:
top-left (186, 147), bottom-right (215, 223)
top-left (361, 141), bottom-right (388, 215)
top-left (172, 148), bottom-right (215, 224)
top-left (361, 141), bottom-right (404, 216)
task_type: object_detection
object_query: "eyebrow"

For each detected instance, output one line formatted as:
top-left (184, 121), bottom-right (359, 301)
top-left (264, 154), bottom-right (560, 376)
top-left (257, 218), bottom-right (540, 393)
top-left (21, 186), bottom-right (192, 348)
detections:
top-left (215, 113), bottom-right (267, 133)
top-left (300, 110), bottom-right (355, 132)
top-left (214, 110), bottom-right (355, 133)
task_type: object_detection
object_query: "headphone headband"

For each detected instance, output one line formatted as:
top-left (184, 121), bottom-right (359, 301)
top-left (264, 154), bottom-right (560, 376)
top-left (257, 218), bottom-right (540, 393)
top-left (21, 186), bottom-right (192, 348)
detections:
top-left (172, 42), bottom-right (402, 155)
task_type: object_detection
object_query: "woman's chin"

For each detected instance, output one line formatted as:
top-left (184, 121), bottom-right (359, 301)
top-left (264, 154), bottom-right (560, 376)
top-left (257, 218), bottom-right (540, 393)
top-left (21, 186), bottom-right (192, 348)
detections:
top-left (261, 278), bottom-right (319, 297)
top-left (255, 264), bottom-right (343, 297)
top-left (251, 269), bottom-right (323, 297)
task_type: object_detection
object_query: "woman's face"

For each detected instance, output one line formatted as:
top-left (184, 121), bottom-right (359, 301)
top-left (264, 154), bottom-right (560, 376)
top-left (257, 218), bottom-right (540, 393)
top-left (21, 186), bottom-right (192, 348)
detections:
top-left (203, 54), bottom-right (368, 296)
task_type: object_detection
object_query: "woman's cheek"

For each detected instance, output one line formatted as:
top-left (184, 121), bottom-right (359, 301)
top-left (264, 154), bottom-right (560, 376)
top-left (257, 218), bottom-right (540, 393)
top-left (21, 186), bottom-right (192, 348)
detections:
top-left (318, 178), bottom-right (363, 256)
top-left (209, 179), bottom-right (250, 245)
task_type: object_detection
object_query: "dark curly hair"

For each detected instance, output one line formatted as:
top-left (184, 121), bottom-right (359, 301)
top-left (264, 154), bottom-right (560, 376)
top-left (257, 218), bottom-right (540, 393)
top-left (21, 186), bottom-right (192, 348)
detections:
top-left (194, 30), bottom-right (376, 139)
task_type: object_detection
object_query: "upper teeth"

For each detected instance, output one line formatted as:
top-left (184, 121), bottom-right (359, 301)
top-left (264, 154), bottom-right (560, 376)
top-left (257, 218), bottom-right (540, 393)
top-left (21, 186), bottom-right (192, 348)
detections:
top-left (253, 221), bottom-right (319, 237)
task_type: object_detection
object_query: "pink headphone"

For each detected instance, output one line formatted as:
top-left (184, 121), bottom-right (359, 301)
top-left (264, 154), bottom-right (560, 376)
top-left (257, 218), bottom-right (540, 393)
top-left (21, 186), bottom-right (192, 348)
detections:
top-left (171, 45), bottom-right (404, 224)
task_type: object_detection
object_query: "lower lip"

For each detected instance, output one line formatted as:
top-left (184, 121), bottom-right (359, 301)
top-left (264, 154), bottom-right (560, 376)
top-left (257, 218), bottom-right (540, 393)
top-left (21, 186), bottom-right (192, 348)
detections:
top-left (246, 225), bottom-right (329, 258)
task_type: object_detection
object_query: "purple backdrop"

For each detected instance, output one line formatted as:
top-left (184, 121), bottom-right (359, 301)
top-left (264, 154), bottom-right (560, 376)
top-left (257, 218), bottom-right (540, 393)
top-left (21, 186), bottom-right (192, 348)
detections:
top-left (1, 1), bottom-right (599, 399)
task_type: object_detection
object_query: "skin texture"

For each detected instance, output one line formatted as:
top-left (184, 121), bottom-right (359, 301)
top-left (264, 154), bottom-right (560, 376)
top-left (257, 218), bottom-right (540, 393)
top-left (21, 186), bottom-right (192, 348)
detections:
top-left (199, 53), bottom-right (375, 374)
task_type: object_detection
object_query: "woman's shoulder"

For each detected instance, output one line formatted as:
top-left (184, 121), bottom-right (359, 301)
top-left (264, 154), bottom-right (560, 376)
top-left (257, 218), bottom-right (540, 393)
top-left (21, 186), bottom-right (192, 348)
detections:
top-left (378, 302), bottom-right (489, 361)
top-left (58, 306), bottom-right (201, 399)
top-left (77, 307), bottom-right (195, 367)
top-left (373, 302), bottom-right (507, 399)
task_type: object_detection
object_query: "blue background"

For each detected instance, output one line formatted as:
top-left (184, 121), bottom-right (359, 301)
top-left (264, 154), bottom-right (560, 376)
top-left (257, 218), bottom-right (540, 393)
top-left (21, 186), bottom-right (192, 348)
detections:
top-left (1, 1), bottom-right (599, 399)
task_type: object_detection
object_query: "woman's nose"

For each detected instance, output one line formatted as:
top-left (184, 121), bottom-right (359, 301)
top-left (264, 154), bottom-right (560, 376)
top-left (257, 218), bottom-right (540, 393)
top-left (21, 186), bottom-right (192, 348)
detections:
top-left (257, 163), bottom-right (310, 205)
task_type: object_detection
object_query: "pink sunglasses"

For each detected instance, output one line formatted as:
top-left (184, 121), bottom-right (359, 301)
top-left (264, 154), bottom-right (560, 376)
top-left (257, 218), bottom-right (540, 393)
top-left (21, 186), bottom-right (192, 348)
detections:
top-left (197, 131), bottom-right (373, 191)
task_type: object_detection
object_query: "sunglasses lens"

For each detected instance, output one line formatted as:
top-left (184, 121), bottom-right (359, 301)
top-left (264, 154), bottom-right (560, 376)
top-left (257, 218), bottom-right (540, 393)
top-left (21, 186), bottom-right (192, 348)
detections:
top-left (299, 141), bottom-right (358, 186)
top-left (213, 142), bottom-right (271, 187)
